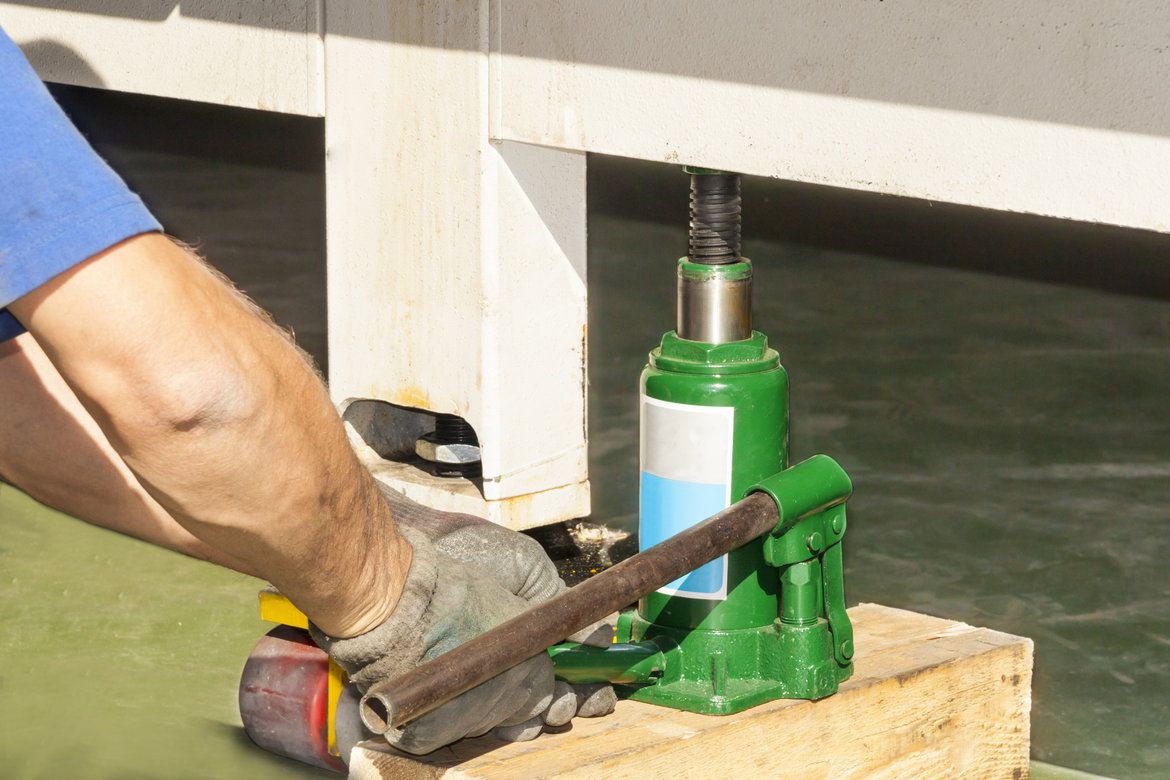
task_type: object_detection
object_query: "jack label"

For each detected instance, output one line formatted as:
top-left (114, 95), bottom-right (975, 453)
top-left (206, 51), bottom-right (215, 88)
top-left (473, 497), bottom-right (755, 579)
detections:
top-left (639, 395), bottom-right (734, 600)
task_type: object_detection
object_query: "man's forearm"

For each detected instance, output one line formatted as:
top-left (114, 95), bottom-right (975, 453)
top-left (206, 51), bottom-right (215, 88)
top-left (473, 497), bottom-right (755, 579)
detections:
top-left (10, 233), bottom-right (409, 637)
top-left (0, 332), bottom-right (258, 576)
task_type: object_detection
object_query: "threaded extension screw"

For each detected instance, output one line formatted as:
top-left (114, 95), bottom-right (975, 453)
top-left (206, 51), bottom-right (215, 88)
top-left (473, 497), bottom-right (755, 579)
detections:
top-left (433, 413), bottom-right (478, 445)
top-left (689, 173), bottom-right (741, 265)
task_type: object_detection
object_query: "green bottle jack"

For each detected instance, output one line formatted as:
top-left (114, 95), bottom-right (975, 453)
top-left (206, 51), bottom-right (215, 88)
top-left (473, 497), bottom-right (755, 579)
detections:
top-left (611, 168), bottom-right (854, 714)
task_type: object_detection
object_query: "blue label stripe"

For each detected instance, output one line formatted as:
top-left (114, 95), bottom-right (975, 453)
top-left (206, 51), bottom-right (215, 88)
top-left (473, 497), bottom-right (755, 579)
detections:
top-left (639, 471), bottom-right (728, 597)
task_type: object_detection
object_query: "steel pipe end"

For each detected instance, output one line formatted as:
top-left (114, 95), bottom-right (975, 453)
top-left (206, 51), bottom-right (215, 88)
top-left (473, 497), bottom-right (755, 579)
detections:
top-left (359, 690), bottom-right (397, 735)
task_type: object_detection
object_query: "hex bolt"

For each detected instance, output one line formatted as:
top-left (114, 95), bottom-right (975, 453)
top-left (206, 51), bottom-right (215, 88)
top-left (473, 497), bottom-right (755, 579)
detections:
top-left (416, 413), bottom-right (482, 478)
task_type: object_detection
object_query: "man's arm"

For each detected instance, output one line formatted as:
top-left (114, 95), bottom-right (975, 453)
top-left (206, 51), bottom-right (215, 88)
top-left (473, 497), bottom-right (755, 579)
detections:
top-left (0, 23), bottom-right (612, 750)
top-left (8, 235), bottom-right (615, 753)
top-left (0, 331), bottom-right (257, 575)
top-left (10, 234), bottom-right (408, 637)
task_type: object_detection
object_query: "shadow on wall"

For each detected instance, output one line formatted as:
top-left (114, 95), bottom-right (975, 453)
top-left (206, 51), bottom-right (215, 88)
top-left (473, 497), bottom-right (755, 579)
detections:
top-left (3, 1), bottom-right (297, 27)
top-left (18, 37), bottom-right (103, 87)
top-left (4, 1), bottom-right (1169, 136)
top-left (3, 1), bottom-right (174, 19)
top-left (50, 82), bottom-right (323, 173)
top-left (2, 1), bottom-right (318, 31)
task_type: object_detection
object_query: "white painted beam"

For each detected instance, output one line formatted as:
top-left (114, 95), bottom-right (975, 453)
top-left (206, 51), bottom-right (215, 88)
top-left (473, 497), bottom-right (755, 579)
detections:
top-left (0, 2), bottom-right (322, 115)
top-left (492, 0), bottom-right (1170, 232)
top-left (323, 2), bottom-right (590, 518)
top-left (13, 1), bottom-right (1166, 527)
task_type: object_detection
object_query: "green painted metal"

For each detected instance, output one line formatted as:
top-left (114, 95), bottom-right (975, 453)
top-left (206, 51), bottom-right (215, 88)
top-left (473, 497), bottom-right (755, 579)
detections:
top-left (546, 457), bottom-right (856, 706)
top-left (547, 641), bottom-right (667, 686)
top-left (650, 330), bottom-right (776, 375)
top-left (574, 320), bottom-right (856, 714)
top-left (638, 328), bottom-right (787, 633)
top-left (611, 455), bottom-right (855, 713)
top-left (676, 258), bottom-right (754, 284)
top-left (546, 161), bottom-right (855, 713)
top-left (752, 458), bottom-right (855, 668)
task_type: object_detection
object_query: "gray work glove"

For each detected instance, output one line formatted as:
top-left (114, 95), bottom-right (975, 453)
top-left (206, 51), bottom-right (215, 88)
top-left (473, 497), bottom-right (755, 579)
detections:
top-left (314, 488), bottom-right (615, 757)
top-left (378, 486), bottom-right (613, 645)
top-left (378, 487), bottom-right (617, 734)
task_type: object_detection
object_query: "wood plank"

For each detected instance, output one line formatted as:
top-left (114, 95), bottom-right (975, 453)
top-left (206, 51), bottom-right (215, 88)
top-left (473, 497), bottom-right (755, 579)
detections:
top-left (348, 604), bottom-right (1033, 779)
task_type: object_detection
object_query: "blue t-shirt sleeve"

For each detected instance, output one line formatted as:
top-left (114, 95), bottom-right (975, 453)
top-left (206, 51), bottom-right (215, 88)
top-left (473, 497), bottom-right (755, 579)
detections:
top-left (0, 25), bottom-right (161, 339)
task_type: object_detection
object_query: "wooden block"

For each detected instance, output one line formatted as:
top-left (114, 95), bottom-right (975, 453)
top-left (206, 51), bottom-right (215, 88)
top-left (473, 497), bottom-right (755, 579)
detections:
top-left (348, 604), bottom-right (1032, 779)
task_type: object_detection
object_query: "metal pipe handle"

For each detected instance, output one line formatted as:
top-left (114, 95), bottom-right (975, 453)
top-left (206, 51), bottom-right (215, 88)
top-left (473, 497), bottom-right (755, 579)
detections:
top-left (360, 491), bottom-right (781, 732)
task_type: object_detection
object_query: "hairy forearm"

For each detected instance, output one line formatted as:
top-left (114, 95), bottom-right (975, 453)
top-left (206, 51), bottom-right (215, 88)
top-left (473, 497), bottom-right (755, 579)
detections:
top-left (0, 333), bottom-right (259, 576)
top-left (11, 234), bottom-right (409, 636)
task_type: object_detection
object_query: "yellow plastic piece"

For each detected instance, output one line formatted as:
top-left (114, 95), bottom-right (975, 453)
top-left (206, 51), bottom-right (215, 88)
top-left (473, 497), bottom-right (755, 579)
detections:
top-left (258, 588), bottom-right (347, 756)
top-left (258, 588), bottom-right (310, 630)
top-left (327, 659), bottom-right (345, 755)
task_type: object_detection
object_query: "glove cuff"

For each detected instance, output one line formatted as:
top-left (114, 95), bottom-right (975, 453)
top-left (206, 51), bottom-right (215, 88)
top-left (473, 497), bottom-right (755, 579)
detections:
top-left (310, 525), bottom-right (439, 690)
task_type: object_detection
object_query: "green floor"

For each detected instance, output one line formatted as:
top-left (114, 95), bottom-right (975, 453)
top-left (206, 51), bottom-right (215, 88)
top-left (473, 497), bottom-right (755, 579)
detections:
top-left (2, 86), bottom-right (1168, 777)
top-left (0, 488), bottom-right (327, 779)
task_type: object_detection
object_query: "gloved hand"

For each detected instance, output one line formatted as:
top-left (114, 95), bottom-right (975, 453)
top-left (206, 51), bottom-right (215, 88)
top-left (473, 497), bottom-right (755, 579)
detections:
top-left (378, 485), bottom-right (613, 646)
top-left (314, 487), bottom-right (615, 757)
top-left (377, 486), bottom-right (617, 736)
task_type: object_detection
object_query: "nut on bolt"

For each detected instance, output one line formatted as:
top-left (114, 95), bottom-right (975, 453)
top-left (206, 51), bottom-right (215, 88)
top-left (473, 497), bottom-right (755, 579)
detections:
top-left (415, 434), bottom-right (481, 466)
top-left (415, 413), bottom-right (482, 478)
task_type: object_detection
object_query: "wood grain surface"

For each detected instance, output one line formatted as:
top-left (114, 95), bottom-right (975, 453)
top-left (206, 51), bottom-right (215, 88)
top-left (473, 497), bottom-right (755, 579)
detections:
top-left (349, 603), bottom-right (1033, 779)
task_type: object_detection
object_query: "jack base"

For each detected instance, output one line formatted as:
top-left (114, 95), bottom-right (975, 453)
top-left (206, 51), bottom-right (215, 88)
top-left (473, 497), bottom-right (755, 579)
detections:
top-left (615, 610), bottom-right (852, 715)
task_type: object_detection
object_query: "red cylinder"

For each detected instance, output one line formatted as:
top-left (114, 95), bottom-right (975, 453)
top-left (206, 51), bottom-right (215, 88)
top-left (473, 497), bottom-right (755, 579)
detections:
top-left (239, 626), bottom-right (344, 772)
